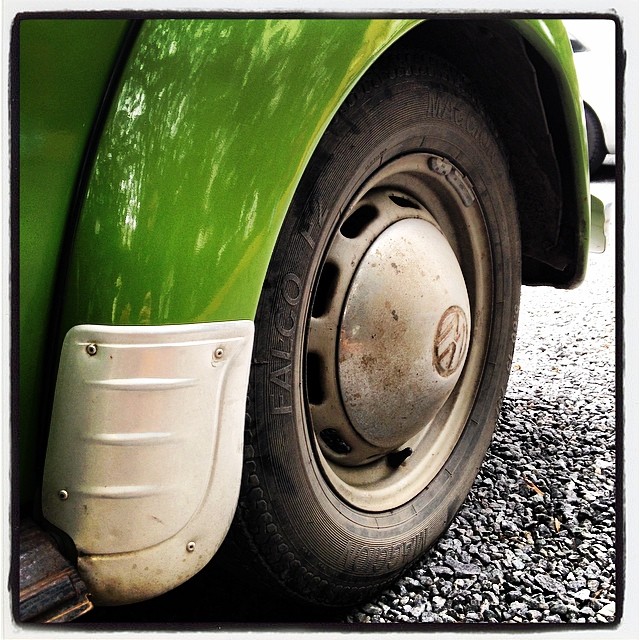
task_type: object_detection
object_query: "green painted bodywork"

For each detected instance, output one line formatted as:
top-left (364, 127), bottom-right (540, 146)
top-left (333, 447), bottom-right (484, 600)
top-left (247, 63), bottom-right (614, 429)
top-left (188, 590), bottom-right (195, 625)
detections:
top-left (18, 17), bottom-right (589, 502)
top-left (59, 19), bottom-right (420, 331)
top-left (18, 19), bottom-right (132, 498)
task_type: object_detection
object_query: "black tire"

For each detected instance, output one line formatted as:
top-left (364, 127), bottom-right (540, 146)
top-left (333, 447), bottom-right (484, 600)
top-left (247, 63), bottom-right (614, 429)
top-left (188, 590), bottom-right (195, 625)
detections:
top-left (226, 51), bottom-right (520, 607)
top-left (584, 101), bottom-right (607, 175)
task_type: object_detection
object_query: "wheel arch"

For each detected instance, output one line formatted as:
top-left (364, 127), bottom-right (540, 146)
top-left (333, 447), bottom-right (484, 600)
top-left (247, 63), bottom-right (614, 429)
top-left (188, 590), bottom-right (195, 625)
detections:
top-left (24, 16), bottom-right (589, 503)
top-left (383, 18), bottom-right (590, 289)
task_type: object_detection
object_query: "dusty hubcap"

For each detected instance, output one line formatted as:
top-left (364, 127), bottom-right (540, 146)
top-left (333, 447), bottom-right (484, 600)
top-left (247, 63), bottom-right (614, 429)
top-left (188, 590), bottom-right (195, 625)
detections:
top-left (339, 218), bottom-right (470, 451)
top-left (305, 153), bottom-right (491, 511)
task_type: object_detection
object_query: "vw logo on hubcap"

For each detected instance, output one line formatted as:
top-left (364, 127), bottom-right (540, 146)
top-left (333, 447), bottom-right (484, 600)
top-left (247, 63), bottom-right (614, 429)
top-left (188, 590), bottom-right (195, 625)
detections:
top-left (434, 305), bottom-right (469, 377)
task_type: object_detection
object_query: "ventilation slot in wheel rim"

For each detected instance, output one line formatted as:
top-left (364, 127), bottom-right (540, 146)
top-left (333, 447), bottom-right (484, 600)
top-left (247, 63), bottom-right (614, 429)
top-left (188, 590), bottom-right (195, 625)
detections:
top-left (388, 194), bottom-right (420, 209)
top-left (312, 262), bottom-right (339, 318)
top-left (320, 428), bottom-right (352, 455)
top-left (340, 204), bottom-right (377, 239)
top-left (306, 352), bottom-right (325, 404)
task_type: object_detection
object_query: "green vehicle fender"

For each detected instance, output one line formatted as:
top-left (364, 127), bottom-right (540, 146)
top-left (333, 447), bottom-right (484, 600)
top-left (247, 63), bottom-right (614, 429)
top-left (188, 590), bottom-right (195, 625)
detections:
top-left (60, 19), bottom-right (422, 334)
top-left (62, 17), bottom-right (590, 332)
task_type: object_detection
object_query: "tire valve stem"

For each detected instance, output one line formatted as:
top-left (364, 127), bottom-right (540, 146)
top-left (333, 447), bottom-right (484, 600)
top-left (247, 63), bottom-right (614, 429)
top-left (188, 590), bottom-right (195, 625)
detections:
top-left (387, 447), bottom-right (413, 469)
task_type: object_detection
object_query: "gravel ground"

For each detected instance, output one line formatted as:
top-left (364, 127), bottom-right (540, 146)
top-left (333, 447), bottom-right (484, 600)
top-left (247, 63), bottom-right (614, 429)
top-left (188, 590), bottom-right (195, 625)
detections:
top-left (345, 171), bottom-right (618, 627)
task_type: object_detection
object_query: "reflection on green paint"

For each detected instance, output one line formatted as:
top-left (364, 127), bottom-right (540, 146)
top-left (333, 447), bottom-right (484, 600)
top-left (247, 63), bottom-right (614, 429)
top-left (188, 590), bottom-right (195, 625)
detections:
top-left (62, 19), bottom-right (417, 333)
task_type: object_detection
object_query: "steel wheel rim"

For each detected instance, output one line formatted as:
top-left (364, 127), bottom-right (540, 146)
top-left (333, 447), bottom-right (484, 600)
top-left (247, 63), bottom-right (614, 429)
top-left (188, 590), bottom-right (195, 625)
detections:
top-left (304, 153), bottom-right (493, 512)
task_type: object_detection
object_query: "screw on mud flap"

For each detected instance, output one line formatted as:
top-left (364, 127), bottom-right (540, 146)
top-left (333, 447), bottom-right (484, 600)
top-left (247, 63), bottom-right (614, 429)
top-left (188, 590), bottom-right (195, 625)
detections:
top-left (186, 541), bottom-right (196, 552)
top-left (86, 343), bottom-right (98, 356)
top-left (212, 347), bottom-right (224, 364)
top-left (58, 490), bottom-right (69, 501)
top-left (387, 447), bottom-right (413, 469)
